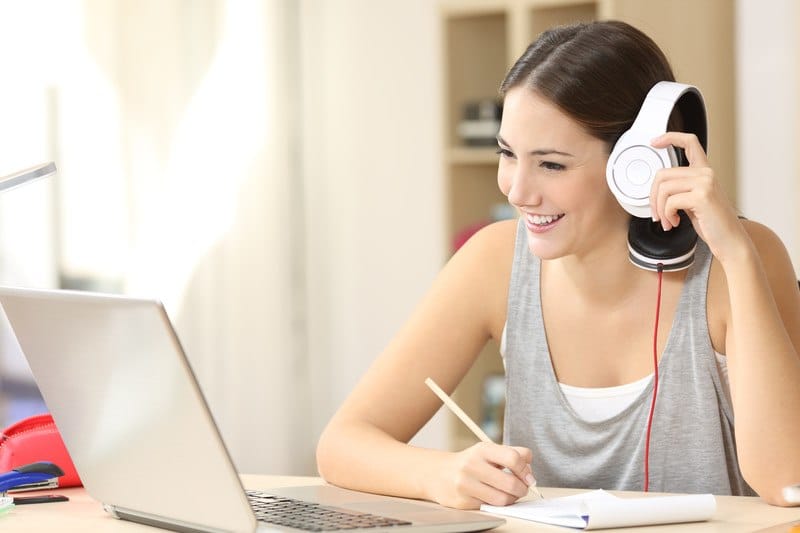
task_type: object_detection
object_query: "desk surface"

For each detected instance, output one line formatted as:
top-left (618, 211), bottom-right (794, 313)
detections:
top-left (2, 474), bottom-right (799, 532)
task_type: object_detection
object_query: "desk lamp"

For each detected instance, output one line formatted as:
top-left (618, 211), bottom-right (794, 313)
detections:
top-left (0, 162), bottom-right (56, 192)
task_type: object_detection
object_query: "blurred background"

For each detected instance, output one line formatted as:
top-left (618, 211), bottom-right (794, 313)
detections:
top-left (0, 0), bottom-right (796, 476)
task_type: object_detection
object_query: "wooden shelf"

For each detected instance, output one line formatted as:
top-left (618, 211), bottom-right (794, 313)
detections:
top-left (448, 146), bottom-right (499, 165)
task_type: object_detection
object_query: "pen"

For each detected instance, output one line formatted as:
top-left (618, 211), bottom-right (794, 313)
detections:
top-left (424, 377), bottom-right (543, 499)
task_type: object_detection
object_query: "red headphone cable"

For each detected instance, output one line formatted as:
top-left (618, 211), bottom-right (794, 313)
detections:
top-left (644, 263), bottom-right (664, 492)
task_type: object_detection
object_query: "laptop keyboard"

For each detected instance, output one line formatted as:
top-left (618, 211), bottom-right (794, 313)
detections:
top-left (247, 490), bottom-right (413, 531)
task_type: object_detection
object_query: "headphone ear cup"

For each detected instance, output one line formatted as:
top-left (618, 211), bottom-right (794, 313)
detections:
top-left (607, 134), bottom-right (680, 219)
top-left (628, 212), bottom-right (697, 271)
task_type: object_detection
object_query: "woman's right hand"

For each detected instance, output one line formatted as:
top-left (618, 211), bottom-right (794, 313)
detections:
top-left (425, 442), bottom-right (535, 509)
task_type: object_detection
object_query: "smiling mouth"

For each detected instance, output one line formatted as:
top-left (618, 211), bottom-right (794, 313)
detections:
top-left (527, 213), bottom-right (565, 226)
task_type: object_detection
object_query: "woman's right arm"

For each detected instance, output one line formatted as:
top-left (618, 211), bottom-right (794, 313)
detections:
top-left (315, 220), bottom-right (535, 509)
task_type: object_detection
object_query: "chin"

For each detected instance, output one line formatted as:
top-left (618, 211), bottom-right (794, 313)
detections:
top-left (525, 236), bottom-right (566, 261)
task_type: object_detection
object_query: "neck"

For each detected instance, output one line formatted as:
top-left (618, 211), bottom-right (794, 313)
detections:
top-left (546, 237), bottom-right (655, 306)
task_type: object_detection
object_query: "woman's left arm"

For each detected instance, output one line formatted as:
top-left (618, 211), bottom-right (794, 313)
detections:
top-left (651, 132), bottom-right (800, 506)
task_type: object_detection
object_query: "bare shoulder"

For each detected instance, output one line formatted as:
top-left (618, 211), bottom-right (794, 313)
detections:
top-left (457, 218), bottom-right (518, 256)
top-left (452, 219), bottom-right (518, 281)
top-left (741, 219), bottom-right (794, 267)
top-left (741, 218), bottom-right (800, 309)
top-left (449, 218), bottom-right (519, 337)
top-left (709, 219), bottom-right (796, 291)
top-left (708, 218), bottom-right (800, 352)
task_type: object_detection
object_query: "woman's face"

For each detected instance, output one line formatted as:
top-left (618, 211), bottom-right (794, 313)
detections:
top-left (497, 87), bottom-right (628, 261)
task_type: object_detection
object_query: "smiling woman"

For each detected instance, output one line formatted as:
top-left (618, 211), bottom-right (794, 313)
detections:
top-left (316, 18), bottom-right (800, 510)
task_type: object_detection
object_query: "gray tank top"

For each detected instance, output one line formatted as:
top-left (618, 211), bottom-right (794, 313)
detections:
top-left (503, 218), bottom-right (755, 495)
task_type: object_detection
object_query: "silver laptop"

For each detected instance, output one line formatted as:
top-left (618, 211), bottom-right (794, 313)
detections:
top-left (0, 287), bottom-right (503, 533)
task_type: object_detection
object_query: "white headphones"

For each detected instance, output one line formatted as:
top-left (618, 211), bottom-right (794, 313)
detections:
top-left (606, 81), bottom-right (707, 217)
top-left (605, 81), bottom-right (708, 271)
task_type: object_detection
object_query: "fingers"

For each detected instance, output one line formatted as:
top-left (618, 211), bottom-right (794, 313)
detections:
top-left (508, 445), bottom-right (536, 486)
top-left (647, 131), bottom-right (711, 229)
top-left (469, 443), bottom-right (534, 504)
top-left (461, 464), bottom-right (528, 507)
top-left (651, 131), bottom-right (708, 167)
top-left (648, 162), bottom-right (715, 231)
top-left (440, 443), bottom-right (535, 508)
top-left (647, 131), bottom-right (746, 260)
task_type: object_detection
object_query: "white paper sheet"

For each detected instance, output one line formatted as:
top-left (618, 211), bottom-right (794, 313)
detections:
top-left (0, 496), bottom-right (13, 516)
top-left (481, 490), bottom-right (716, 530)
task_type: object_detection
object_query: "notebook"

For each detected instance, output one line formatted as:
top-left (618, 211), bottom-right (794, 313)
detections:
top-left (481, 489), bottom-right (716, 530)
top-left (0, 286), bottom-right (503, 533)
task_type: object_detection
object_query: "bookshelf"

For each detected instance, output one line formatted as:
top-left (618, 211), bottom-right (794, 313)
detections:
top-left (439, 0), bottom-right (735, 450)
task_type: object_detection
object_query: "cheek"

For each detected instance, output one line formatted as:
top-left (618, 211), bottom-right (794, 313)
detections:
top-left (497, 169), bottom-right (511, 196)
top-left (497, 165), bottom-right (511, 197)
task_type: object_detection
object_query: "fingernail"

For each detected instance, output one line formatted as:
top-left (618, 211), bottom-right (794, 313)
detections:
top-left (525, 473), bottom-right (536, 486)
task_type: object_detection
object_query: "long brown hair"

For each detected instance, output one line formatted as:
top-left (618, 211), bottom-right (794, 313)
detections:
top-left (500, 21), bottom-right (676, 148)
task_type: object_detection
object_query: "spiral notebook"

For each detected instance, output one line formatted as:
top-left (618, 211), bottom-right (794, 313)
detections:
top-left (481, 489), bottom-right (716, 530)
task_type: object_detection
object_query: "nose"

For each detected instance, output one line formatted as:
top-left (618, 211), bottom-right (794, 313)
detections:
top-left (500, 164), bottom-right (541, 208)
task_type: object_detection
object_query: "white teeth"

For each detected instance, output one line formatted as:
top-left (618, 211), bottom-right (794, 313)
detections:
top-left (529, 214), bottom-right (563, 225)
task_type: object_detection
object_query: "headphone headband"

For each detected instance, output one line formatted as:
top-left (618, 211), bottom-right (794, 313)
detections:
top-left (629, 82), bottom-right (707, 152)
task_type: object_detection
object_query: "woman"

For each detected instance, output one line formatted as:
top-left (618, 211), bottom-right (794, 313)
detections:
top-left (316, 20), bottom-right (800, 509)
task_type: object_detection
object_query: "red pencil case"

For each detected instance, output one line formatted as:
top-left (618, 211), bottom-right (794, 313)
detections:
top-left (0, 413), bottom-right (82, 487)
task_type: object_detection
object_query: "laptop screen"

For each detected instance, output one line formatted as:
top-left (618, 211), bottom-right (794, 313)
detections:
top-left (0, 287), bottom-right (256, 532)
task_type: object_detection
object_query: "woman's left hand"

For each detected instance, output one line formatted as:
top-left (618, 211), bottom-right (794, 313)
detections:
top-left (649, 132), bottom-right (750, 265)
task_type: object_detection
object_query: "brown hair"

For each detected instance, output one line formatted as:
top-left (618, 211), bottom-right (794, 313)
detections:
top-left (500, 20), bottom-right (676, 148)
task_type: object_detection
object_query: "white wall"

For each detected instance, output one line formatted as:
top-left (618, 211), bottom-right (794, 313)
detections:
top-left (736, 0), bottom-right (800, 272)
top-left (300, 0), bottom-right (449, 458)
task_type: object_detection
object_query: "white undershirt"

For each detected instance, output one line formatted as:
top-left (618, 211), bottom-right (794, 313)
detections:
top-left (558, 353), bottom-right (729, 422)
top-left (499, 325), bottom-right (731, 422)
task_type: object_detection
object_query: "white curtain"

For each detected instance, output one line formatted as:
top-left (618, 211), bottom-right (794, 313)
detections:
top-left (56, 0), bottom-right (310, 474)
top-left (0, 3), bottom-right (62, 424)
top-left (0, 0), bottom-right (448, 472)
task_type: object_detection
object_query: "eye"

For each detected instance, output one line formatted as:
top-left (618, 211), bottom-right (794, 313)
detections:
top-left (540, 161), bottom-right (565, 171)
top-left (495, 147), bottom-right (514, 159)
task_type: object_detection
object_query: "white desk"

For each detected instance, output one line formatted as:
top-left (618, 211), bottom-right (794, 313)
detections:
top-left (2, 474), bottom-right (799, 532)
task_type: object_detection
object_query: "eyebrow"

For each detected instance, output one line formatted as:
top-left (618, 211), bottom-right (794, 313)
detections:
top-left (496, 135), bottom-right (575, 157)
